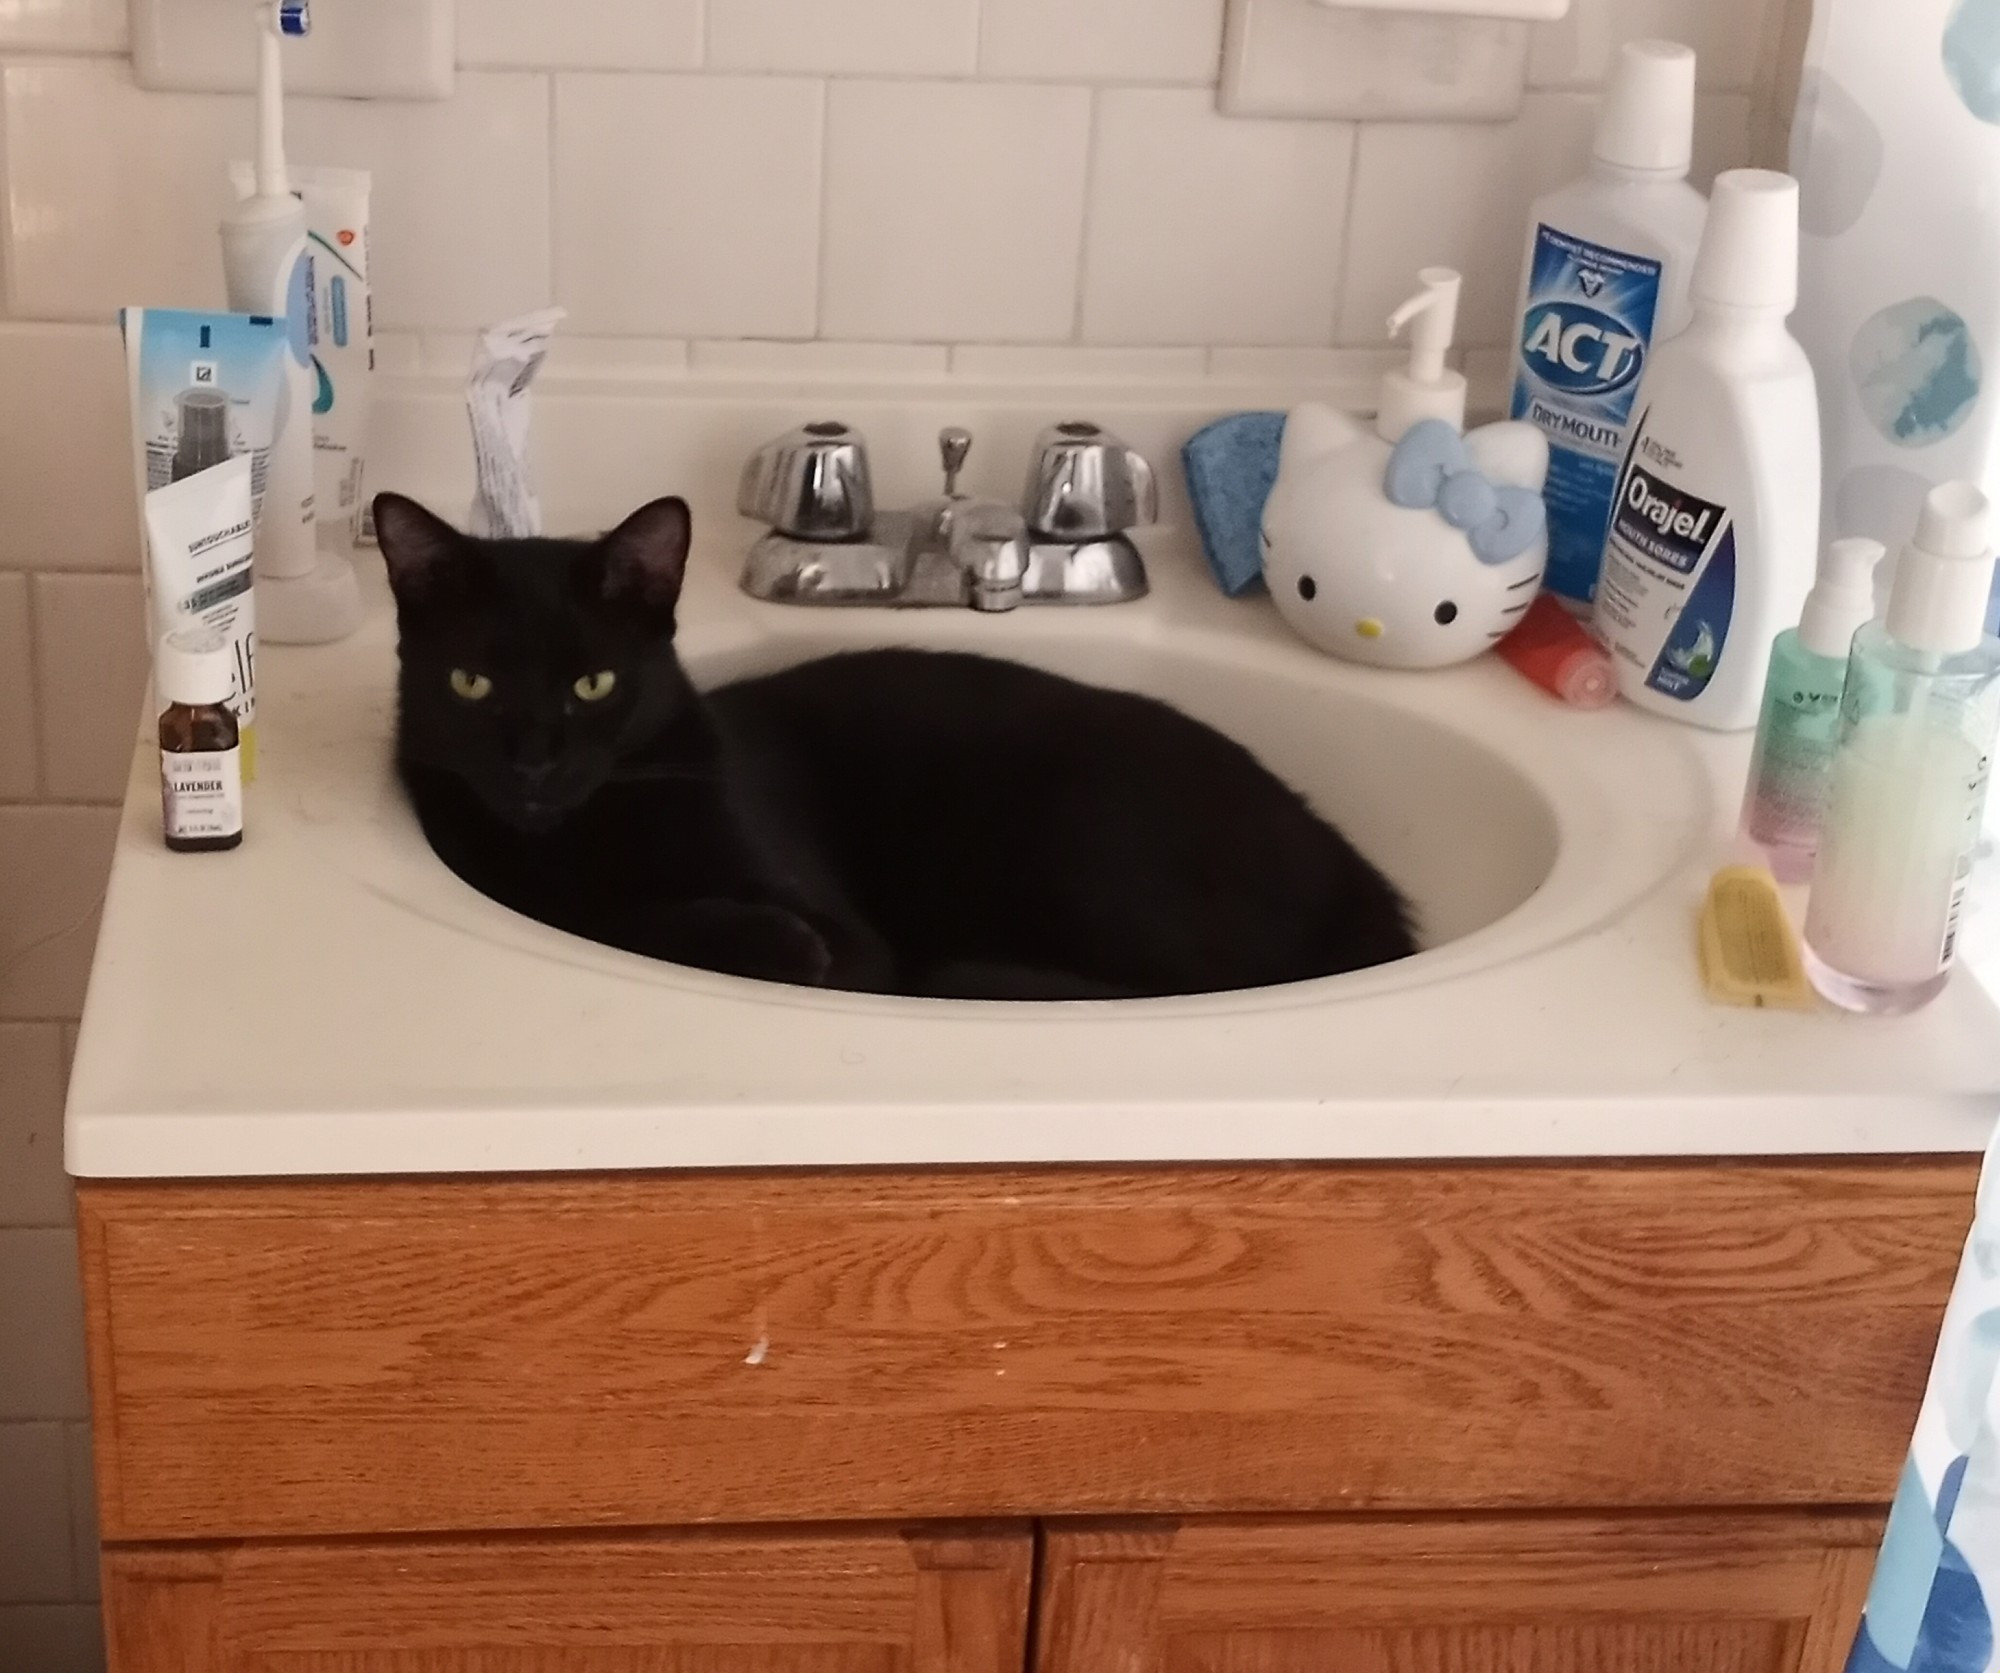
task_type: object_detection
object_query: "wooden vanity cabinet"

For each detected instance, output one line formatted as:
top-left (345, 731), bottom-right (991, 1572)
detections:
top-left (99, 1512), bottom-right (1877, 1673)
top-left (79, 1159), bottom-right (1974, 1673)
top-left (103, 1525), bottom-right (1034, 1673)
top-left (1033, 1515), bottom-right (1883, 1673)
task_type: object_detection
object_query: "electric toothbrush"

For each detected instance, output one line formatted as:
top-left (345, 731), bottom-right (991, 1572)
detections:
top-left (220, 0), bottom-right (364, 644)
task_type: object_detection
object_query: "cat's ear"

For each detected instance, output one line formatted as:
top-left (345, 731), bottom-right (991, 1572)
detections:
top-left (598, 497), bottom-right (692, 618)
top-left (374, 493), bottom-right (469, 608)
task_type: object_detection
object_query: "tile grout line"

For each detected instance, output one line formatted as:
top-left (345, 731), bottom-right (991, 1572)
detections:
top-left (544, 71), bottom-right (558, 309)
top-left (21, 575), bottom-right (46, 801)
top-left (1326, 119), bottom-right (1366, 350)
top-left (812, 77), bottom-right (833, 340)
top-left (63, 1420), bottom-right (95, 1605)
top-left (0, 52), bottom-right (15, 323)
top-left (1068, 84), bottom-right (1102, 347)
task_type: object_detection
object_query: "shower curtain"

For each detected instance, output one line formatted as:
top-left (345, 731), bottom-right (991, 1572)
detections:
top-left (1848, 1131), bottom-right (2000, 1672)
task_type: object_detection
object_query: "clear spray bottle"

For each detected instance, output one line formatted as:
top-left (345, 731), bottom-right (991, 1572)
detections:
top-left (1804, 482), bottom-right (2000, 1013)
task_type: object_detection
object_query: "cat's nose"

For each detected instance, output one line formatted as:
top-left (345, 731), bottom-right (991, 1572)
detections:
top-left (517, 759), bottom-right (558, 786)
top-left (1355, 618), bottom-right (1385, 640)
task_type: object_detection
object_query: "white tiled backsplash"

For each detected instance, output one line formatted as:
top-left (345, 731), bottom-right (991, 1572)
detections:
top-left (0, 0), bottom-right (1797, 1663)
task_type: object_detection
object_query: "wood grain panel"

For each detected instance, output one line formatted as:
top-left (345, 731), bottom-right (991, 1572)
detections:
top-left (103, 1525), bottom-right (1031, 1673)
top-left (79, 1161), bottom-right (1973, 1540)
top-left (1034, 1514), bottom-right (1883, 1673)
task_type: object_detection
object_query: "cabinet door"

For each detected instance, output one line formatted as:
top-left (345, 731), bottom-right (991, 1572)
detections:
top-left (1035, 1514), bottom-right (1881, 1673)
top-left (105, 1524), bottom-right (1031, 1673)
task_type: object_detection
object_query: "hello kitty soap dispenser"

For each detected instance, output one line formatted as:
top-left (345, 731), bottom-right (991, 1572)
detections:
top-left (1263, 267), bottom-right (1551, 670)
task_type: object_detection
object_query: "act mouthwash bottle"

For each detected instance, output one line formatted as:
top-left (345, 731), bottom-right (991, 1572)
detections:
top-left (1511, 38), bottom-right (1706, 607)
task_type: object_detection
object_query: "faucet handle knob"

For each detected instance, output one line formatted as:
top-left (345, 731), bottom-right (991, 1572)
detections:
top-left (738, 419), bottom-right (874, 540)
top-left (1022, 420), bottom-right (1158, 541)
top-left (939, 427), bottom-right (972, 497)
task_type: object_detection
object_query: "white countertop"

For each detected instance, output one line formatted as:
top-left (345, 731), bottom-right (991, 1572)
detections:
top-left (65, 527), bottom-right (2000, 1178)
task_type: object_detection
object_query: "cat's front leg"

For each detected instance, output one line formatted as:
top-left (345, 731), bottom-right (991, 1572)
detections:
top-left (638, 898), bottom-right (835, 987)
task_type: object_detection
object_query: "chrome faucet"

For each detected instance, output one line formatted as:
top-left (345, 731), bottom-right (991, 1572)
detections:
top-left (738, 420), bottom-right (1153, 610)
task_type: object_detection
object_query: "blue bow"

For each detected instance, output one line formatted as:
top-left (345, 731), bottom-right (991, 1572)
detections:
top-left (1383, 419), bottom-right (1547, 565)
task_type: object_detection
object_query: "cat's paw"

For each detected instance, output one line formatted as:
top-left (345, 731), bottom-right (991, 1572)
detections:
top-left (651, 898), bottom-right (834, 987)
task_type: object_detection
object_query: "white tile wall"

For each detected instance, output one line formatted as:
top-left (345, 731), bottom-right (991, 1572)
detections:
top-left (1080, 88), bottom-right (1353, 346)
top-left (949, 344), bottom-right (1209, 381)
top-left (0, 1605), bottom-right (104, 1673)
top-left (459, 0), bottom-right (703, 71)
top-left (822, 79), bottom-right (1092, 342)
top-left (979, 0), bottom-right (1226, 83)
top-left (64, 1425), bottom-right (97, 1602)
top-left (0, 1024), bottom-right (70, 1226)
top-left (0, 1423), bottom-right (72, 1601)
top-left (555, 74), bottom-right (823, 337)
top-left (0, 806), bottom-right (118, 1021)
top-left (1, 60), bottom-right (236, 317)
top-left (688, 339), bottom-right (948, 379)
top-left (0, 326), bottom-right (138, 573)
top-left (1339, 92), bottom-right (1598, 347)
top-left (708, 0), bottom-right (979, 76)
top-left (0, 0), bottom-right (1794, 1661)
top-left (0, 0), bottom-right (124, 54)
top-left (31, 575), bottom-right (145, 803)
top-left (0, 577), bottom-right (36, 798)
top-left (0, 1229), bottom-right (90, 1419)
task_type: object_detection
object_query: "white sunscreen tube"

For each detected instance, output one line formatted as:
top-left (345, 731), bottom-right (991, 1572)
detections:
top-left (143, 455), bottom-right (259, 777)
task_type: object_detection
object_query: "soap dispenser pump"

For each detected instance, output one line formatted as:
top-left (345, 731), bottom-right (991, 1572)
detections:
top-left (1378, 267), bottom-right (1469, 441)
top-left (1261, 266), bottom-right (1552, 671)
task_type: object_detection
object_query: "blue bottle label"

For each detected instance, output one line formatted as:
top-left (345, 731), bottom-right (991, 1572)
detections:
top-left (1511, 224), bottom-right (1664, 605)
top-left (1597, 419), bottom-right (1736, 703)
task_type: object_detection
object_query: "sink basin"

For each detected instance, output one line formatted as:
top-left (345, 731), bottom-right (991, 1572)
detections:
top-left (301, 539), bottom-right (1707, 1008)
top-left (680, 626), bottom-right (1561, 960)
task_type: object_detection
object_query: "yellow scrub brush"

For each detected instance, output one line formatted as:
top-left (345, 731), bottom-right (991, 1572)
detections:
top-left (1698, 865), bottom-right (1815, 1010)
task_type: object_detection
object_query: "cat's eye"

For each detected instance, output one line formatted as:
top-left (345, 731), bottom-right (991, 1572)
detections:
top-left (573, 670), bottom-right (618, 703)
top-left (449, 669), bottom-right (493, 702)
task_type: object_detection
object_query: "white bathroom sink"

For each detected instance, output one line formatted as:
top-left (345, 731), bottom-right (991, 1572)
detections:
top-left (681, 620), bottom-right (1564, 961)
top-left (328, 544), bottom-right (1690, 995)
top-left (65, 527), bottom-right (2000, 1178)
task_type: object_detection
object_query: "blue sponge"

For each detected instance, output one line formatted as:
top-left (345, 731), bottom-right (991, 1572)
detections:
top-left (1182, 411), bottom-right (1285, 597)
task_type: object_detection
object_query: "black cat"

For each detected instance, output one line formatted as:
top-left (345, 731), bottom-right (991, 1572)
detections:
top-left (374, 492), bottom-right (1416, 999)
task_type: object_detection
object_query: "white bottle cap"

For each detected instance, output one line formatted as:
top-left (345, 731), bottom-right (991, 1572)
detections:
top-left (1886, 482), bottom-right (1997, 656)
top-left (1798, 538), bottom-right (1885, 658)
top-left (157, 628), bottom-right (234, 708)
top-left (1376, 266), bottom-right (1468, 441)
top-left (1691, 169), bottom-right (1800, 313)
top-left (1593, 39), bottom-right (1696, 176)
